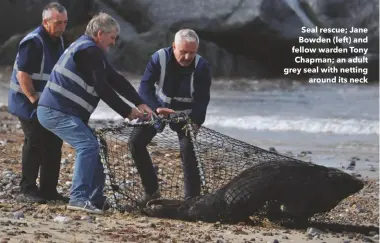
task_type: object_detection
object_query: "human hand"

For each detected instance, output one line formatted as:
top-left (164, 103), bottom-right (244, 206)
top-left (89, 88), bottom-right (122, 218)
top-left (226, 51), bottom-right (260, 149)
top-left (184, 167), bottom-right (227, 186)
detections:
top-left (192, 124), bottom-right (199, 136)
top-left (156, 107), bottom-right (175, 118)
top-left (126, 107), bottom-right (143, 121)
top-left (137, 104), bottom-right (153, 120)
top-left (32, 99), bottom-right (39, 109)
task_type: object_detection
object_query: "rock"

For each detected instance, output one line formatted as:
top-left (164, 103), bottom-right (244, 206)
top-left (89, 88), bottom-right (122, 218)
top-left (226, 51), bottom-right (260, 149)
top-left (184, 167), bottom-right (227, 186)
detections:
top-left (306, 227), bottom-right (324, 237)
top-left (61, 159), bottom-right (69, 165)
top-left (81, 215), bottom-right (94, 222)
top-left (299, 151), bottom-right (312, 157)
top-left (13, 211), bottom-right (25, 220)
top-left (0, 106), bottom-right (8, 112)
top-left (368, 231), bottom-right (378, 237)
top-left (101, 0), bottom-right (298, 77)
top-left (0, 33), bottom-right (25, 66)
top-left (2, 171), bottom-right (13, 177)
top-left (0, 0), bottom-right (378, 79)
top-left (53, 216), bottom-right (71, 223)
top-left (268, 147), bottom-right (278, 153)
top-left (347, 161), bottom-right (356, 170)
top-left (303, 0), bottom-right (379, 80)
top-left (283, 151), bottom-right (294, 157)
top-left (0, 192), bottom-right (7, 199)
top-left (362, 236), bottom-right (376, 242)
top-left (102, 0), bottom-right (378, 79)
top-left (0, 0), bottom-right (94, 65)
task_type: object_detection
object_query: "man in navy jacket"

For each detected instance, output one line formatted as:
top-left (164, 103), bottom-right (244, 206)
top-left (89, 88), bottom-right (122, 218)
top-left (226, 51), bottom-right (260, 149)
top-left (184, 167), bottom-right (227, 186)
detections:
top-left (37, 12), bottom-right (152, 214)
top-left (8, 2), bottom-right (68, 204)
top-left (130, 29), bottom-right (212, 203)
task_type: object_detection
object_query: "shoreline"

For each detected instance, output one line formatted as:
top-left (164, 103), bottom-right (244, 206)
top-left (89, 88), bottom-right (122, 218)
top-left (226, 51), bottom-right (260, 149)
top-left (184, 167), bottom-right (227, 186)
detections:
top-left (1, 102), bottom-right (378, 181)
top-left (0, 109), bottom-right (378, 243)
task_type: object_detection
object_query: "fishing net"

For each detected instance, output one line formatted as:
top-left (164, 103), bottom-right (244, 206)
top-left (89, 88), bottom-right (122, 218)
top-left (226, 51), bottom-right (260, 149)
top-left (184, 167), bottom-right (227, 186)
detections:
top-left (96, 115), bottom-right (299, 212)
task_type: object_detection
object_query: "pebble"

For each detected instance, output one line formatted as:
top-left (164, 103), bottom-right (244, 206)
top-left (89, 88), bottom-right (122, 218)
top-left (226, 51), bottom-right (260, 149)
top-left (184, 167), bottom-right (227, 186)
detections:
top-left (283, 151), bottom-right (294, 157)
top-left (268, 147), bottom-right (278, 153)
top-left (53, 216), bottom-right (71, 224)
top-left (368, 231), bottom-right (378, 237)
top-left (81, 215), bottom-right (94, 223)
top-left (61, 158), bottom-right (69, 165)
top-left (0, 192), bottom-right (7, 199)
top-left (306, 227), bottom-right (323, 237)
top-left (0, 111), bottom-right (378, 242)
top-left (13, 211), bottom-right (25, 220)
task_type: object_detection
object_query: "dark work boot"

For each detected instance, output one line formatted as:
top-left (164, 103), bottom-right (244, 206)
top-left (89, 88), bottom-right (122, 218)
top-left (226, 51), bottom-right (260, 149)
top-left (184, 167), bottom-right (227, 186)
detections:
top-left (93, 199), bottom-right (111, 211)
top-left (40, 191), bottom-right (69, 203)
top-left (137, 190), bottom-right (161, 208)
top-left (18, 190), bottom-right (47, 204)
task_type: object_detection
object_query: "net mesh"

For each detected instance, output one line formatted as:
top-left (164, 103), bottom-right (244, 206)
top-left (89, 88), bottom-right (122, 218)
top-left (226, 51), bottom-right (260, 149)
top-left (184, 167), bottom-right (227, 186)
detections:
top-left (96, 116), bottom-right (301, 212)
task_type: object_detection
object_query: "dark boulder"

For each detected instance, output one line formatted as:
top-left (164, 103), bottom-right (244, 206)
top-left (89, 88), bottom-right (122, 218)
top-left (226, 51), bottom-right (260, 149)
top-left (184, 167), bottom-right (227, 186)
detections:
top-left (0, 0), bottom-right (94, 65)
top-left (303, 0), bottom-right (379, 80)
top-left (103, 0), bottom-right (379, 79)
top-left (1, 0), bottom-right (377, 79)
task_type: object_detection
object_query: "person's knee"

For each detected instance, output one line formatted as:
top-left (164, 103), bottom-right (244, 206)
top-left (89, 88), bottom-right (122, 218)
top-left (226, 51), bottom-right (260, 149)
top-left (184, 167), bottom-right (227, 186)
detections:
top-left (78, 136), bottom-right (100, 155)
top-left (25, 135), bottom-right (43, 149)
top-left (48, 138), bottom-right (63, 151)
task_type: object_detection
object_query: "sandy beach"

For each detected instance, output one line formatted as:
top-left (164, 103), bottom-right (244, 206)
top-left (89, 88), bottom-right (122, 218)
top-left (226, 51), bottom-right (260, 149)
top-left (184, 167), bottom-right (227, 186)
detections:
top-left (0, 106), bottom-right (378, 243)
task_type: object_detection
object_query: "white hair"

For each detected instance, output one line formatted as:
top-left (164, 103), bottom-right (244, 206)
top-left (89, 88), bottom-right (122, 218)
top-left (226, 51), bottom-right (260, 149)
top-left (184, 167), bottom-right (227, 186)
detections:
top-left (85, 12), bottom-right (120, 37)
top-left (42, 2), bottom-right (66, 20)
top-left (174, 29), bottom-right (199, 45)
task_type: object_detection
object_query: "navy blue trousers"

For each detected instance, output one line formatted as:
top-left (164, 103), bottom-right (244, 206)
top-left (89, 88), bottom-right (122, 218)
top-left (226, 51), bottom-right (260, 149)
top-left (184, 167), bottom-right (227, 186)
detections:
top-left (129, 123), bottom-right (201, 199)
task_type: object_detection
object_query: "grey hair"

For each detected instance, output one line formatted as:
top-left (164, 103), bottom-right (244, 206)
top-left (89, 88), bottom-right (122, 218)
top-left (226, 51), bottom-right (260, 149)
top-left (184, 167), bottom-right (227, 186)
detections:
top-left (174, 29), bottom-right (199, 45)
top-left (85, 12), bottom-right (120, 37)
top-left (42, 2), bottom-right (67, 20)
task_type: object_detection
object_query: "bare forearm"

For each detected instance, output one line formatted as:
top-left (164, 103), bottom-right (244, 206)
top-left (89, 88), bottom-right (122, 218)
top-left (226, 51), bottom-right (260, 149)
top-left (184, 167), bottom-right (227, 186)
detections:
top-left (17, 71), bottom-right (39, 103)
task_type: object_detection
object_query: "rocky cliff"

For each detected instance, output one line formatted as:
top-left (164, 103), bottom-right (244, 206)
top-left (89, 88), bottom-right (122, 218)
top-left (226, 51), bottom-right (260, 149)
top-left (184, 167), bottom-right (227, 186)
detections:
top-left (0, 0), bottom-right (378, 80)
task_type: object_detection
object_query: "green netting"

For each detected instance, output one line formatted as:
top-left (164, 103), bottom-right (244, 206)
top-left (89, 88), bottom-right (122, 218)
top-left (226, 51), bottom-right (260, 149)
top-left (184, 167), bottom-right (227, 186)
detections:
top-left (96, 115), bottom-right (301, 212)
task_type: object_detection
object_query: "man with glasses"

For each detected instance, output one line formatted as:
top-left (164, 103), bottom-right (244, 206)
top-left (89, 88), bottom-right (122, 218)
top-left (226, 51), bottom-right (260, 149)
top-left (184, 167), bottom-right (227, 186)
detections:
top-left (8, 2), bottom-right (68, 204)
